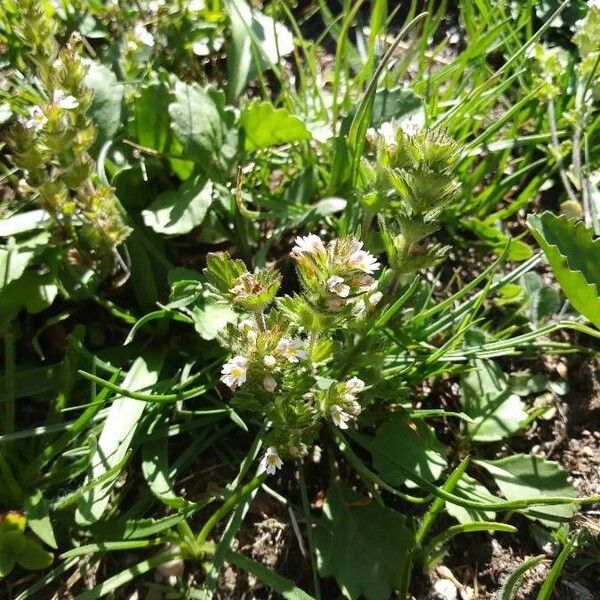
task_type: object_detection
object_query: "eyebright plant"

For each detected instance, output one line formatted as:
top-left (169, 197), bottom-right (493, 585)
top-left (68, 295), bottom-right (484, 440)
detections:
top-left (206, 233), bottom-right (380, 468)
top-left (7, 0), bottom-right (131, 268)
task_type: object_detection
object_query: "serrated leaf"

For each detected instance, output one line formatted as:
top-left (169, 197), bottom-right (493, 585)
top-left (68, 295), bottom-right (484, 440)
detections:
top-left (240, 100), bottom-right (311, 151)
top-left (528, 212), bottom-right (600, 327)
top-left (142, 176), bottom-right (213, 235)
top-left (169, 81), bottom-right (239, 179)
top-left (314, 481), bottom-right (415, 600)
top-left (75, 354), bottom-right (164, 525)
top-left (371, 414), bottom-right (447, 488)
top-left (476, 454), bottom-right (578, 527)
top-left (84, 61), bottom-right (124, 147)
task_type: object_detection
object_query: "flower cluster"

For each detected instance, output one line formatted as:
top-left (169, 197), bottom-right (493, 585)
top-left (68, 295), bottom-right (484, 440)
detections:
top-left (325, 377), bottom-right (366, 429)
top-left (364, 123), bottom-right (461, 275)
top-left (219, 317), bottom-right (308, 395)
top-left (205, 243), bottom-right (378, 476)
top-left (292, 234), bottom-right (381, 313)
top-left (8, 0), bottom-right (131, 265)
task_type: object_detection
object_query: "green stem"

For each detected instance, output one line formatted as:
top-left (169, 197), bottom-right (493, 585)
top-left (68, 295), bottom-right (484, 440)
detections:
top-left (196, 473), bottom-right (266, 547)
top-left (415, 457), bottom-right (470, 546)
top-left (298, 462), bottom-right (322, 600)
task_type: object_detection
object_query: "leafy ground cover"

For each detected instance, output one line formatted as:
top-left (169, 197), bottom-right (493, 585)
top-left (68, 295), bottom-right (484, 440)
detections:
top-left (0, 0), bottom-right (599, 598)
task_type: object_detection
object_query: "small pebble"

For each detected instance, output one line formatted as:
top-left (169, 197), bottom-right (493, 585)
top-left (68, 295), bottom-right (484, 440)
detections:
top-left (460, 586), bottom-right (474, 600)
top-left (581, 446), bottom-right (595, 458)
top-left (433, 579), bottom-right (458, 600)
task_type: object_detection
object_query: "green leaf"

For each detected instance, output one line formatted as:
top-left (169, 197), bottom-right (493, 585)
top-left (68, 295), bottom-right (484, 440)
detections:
top-left (227, 551), bottom-right (315, 600)
top-left (0, 233), bottom-right (50, 289)
top-left (527, 212), bottom-right (600, 327)
top-left (0, 271), bottom-right (58, 330)
top-left (225, 0), bottom-right (294, 102)
top-left (142, 418), bottom-right (190, 509)
top-left (476, 454), bottom-right (578, 527)
top-left (14, 537), bottom-right (53, 570)
top-left (314, 481), bottom-right (415, 600)
top-left (190, 298), bottom-right (237, 341)
top-left (341, 87), bottom-right (423, 134)
top-left (169, 81), bottom-right (239, 179)
top-left (240, 100), bottom-right (311, 151)
top-left (370, 414), bottom-right (447, 488)
top-left (130, 82), bottom-right (171, 153)
top-left (0, 210), bottom-right (50, 237)
top-left (446, 474), bottom-right (498, 524)
top-left (142, 176), bottom-right (214, 235)
top-left (0, 550), bottom-right (15, 579)
top-left (461, 358), bottom-right (527, 442)
top-left (84, 61), bottom-right (124, 147)
top-left (24, 491), bottom-right (57, 549)
top-left (500, 554), bottom-right (545, 600)
top-left (75, 354), bottom-right (164, 525)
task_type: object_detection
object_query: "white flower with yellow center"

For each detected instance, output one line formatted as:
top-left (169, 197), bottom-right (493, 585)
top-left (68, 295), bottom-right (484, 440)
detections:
top-left (262, 446), bottom-right (283, 475)
top-left (53, 89), bottom-right (79, 110)
top-left (293, 234), bottom-right (326, 255)
top-left (276, 337), bottom-right (307, 363)
top-left (327, 275), bottom-right (350, 298)
top-left (220, 356), bottom-right (248, 388)
top-left (330, 404), bottom-right (351, 429)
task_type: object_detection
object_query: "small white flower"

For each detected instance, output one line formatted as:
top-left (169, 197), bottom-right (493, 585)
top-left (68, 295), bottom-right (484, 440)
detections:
top-left (188, 0), bottom-right (205, 10)
top-left (368, 291), bottom-right (383, 306)
top-left (263, 375), bottom-right (277, 392)
top-left (20, 106), bottom-right (47, 131)
top-left (276, 337), bottom-right (307, 363)
top-left (263, 355), bottom-right (277, 368)
top-left (220, 356), bottom-right (248, 388)
top-left (327, 275), bottom-right (350, 298)
top-left (330, 404), bottom-right (351, 429)
top-left (293, 234), bottom-right (326, 255)
top-left (378, 121), bottom-right (397, 149)
top-left (348, 249), bottom-right (380, 274)
top-left (326, 297), bottom-right (345, 312)
top-left (366, 127), bottom-right (378, 146)
top-left (133, 22), bottom-right (155, 47)
top-left (262, 446), bottom-right (283, 475)
top-left (345, 377), bottom-right (365, 394)
top-left (53, 89), bottom-right (79, 110)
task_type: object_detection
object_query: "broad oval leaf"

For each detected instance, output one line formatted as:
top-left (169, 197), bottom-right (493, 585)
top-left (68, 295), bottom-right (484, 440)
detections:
top-left (371, 414), bottom-right (447, 488)
top-left (142, 176), bottom-right (214, 235)
top-left (240, 100), bottom-right (312, 151)
top-left (476, 454), bottom-right (578, 527)
top-left (314, 481), bottom-right (415, 600)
